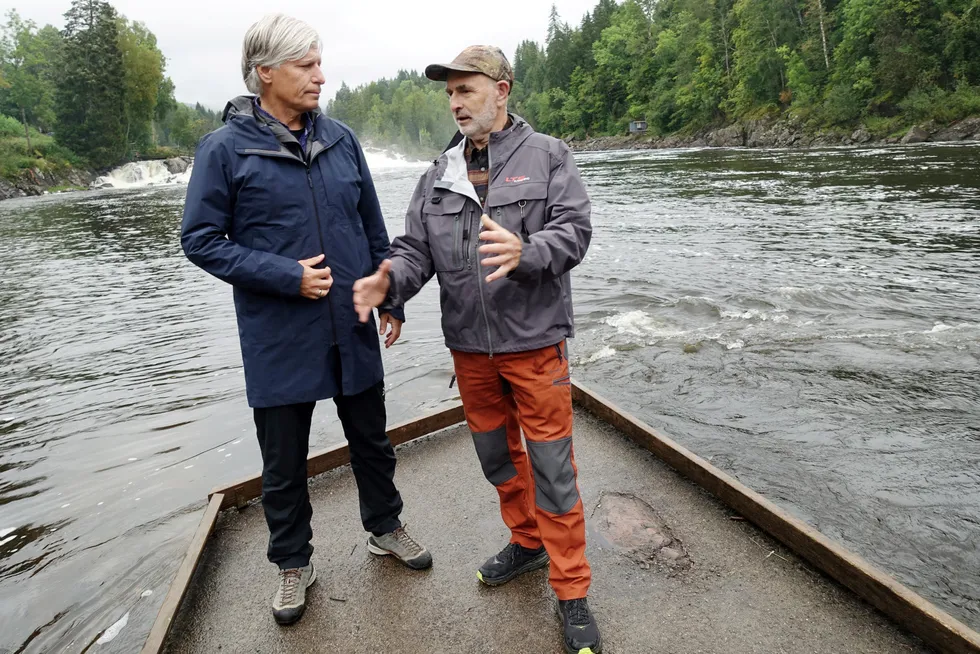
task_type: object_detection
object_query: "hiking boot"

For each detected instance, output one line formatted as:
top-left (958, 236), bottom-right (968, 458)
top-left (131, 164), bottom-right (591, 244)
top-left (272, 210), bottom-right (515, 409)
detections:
top-left (272, 563), bottom-right (317, 626)
top-left (367, 526), bottom-right (433, 570)
top-left (558, 597), bottom-right (602, 654)
top-left (477, 542), bottom-right (549, 586)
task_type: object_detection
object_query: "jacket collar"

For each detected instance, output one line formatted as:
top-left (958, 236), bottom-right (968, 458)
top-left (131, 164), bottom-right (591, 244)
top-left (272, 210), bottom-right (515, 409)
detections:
top-left (434, 113), bottom-right (534, 207)
top-left (221, 94), bottom-right (345, 158)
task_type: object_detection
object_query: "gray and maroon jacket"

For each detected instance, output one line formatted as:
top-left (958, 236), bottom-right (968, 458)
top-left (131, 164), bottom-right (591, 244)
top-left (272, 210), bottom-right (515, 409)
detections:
top-left (387, 114), bottom-right (592, 355)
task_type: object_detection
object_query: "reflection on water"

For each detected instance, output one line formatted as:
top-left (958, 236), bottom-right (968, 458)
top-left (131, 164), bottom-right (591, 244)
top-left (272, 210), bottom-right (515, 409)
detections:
top-left (0, 144), bottom-right (978, 651)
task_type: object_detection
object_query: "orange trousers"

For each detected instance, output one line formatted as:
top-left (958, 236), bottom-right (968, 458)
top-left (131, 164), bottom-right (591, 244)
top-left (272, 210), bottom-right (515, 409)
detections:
top-left (452, 341), bottom-right (591, 600)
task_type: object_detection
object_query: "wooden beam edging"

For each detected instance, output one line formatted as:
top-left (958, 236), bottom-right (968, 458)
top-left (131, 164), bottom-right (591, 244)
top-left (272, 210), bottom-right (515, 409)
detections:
top-left (209, 401), bottom-right (466, 511)
top-left (570, 380), bottom-right (980, 654)
top-left (140, 493), bottom-right (224, 654)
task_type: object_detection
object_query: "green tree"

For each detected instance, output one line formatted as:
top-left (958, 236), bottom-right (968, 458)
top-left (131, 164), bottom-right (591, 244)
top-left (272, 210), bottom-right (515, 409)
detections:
top-left (0, 12), bottom-right (61, 152)
top-left (117, 18), bottom-right (166, 155)
top-left (729, 0), bottom-right (803, 113)
top-left (337, 0), bottom-right (980, 143)
top-left (56, 0), bottom-right (127, 167)
top-left (326, 71), bottom-right (457, 158)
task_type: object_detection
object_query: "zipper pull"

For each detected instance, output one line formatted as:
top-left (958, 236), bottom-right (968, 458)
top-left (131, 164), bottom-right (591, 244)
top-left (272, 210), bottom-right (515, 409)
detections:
top-left (519, 200), bottom-right (526, 219)
top-left (306, 169), bottom-right (313, 188)
top-left (449, 374), bottom-right (457, 389)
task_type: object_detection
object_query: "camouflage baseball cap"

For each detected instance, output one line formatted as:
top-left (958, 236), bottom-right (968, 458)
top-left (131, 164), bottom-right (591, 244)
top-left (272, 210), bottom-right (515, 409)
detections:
top-left (425, 45), bottom-right (514, 84)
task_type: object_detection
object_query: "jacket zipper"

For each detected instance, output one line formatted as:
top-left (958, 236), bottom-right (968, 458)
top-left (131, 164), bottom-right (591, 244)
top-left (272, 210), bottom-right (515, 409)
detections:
top-left (452, 214), bottom-right (461, 268)
top-left (306, 162), bottom-right (338, 347)
top-left (476, 145), bottom-right (494, 358)
top-left (242, 142), bottom-right (341, 347)
top-left (464, 209), bottom-right (472, 268)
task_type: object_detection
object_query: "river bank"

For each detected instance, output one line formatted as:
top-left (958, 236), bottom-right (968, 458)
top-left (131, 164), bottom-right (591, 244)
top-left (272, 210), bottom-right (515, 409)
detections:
top-left (0, 156), bottom-right (193, 200)
top-left (567, 116), bottom-right (980, 152)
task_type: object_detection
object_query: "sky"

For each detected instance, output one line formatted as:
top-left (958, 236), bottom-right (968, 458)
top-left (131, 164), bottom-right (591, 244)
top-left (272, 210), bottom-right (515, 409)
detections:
top-left (1, 0), bottom-right (600, 110)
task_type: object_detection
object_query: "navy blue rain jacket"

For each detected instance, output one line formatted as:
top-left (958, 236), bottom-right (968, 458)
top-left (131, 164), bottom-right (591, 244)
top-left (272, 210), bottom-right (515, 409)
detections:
top-left (181, 95), bottom-right (401, 408)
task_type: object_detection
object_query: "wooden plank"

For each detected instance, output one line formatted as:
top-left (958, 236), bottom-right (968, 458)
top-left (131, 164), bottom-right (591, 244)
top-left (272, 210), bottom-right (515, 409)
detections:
top-left (140, 493), bottom-right (224, 654)
top-left (209, 402), bottom-right (466, 511)
top-left (571, 381), bottom-right (980, 654)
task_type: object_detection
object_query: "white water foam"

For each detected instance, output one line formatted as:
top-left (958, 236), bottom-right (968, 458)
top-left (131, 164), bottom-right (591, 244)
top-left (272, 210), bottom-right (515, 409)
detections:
top-left (601, 310), bottom-right (689, 342)
top-left (363, 148), bottom-right (429, 171)
top-left (583, 346), bottom-right (617, 363)
top-left (720, 309), bottom-right (789, 323)
top-left (95, 612), bottom-right (129, 644)
top-left (602, 310), bottom-right (655, 336)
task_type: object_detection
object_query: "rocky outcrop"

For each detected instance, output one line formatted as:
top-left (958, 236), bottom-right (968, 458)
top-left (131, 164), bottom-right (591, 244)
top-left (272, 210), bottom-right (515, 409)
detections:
top-left (902, 126), bottom-right (931, 144)
top-left (932, 117), bottom-right (980, 142)
top-left (163, 157), bottom-right (192, 174)
top-left (708, 124), bottom-right (745, 147)
top-left (567, 116), bottom-right (980, 153)
top-left (0, 166), bottom-right (95, 201)
top-left (851, 128), bottom-right (873, 144)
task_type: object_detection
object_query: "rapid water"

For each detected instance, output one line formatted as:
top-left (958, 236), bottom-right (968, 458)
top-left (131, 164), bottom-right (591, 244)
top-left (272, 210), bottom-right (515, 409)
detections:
top-left (92, 161), bottom-right (194, 189)
top-left (0, 145), bottom-right (978, 652)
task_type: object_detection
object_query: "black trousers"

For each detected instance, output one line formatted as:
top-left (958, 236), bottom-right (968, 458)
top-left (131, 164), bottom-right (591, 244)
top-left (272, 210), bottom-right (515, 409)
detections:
top-left (253, 381), bottom-right (403, 570)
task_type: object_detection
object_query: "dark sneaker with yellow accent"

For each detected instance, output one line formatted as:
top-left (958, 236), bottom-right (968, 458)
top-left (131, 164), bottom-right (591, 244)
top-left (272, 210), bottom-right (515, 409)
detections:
top-left (367, 526), bottom-right (433, 570)
top-left (272, 563), bottom-right (316, 625)
top-left (558, 597), bottom-right (602, 654)
top-left (477, 542), bottom-right (549, 586)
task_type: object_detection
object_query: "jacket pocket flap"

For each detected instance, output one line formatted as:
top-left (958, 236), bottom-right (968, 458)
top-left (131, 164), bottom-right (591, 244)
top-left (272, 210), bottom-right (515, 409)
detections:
top-left (488, 181), bottom-right (548, 207)
top-left (423, 193), bottom-right (467, 215)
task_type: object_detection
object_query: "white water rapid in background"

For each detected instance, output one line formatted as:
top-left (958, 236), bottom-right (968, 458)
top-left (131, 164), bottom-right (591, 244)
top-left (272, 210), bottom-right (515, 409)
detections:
top-left (362, 147), bottom-right (429, 171)
top-left (91, 149), bottom-right (424, 190)
top-left (92, 161), bottom-right (193, 189)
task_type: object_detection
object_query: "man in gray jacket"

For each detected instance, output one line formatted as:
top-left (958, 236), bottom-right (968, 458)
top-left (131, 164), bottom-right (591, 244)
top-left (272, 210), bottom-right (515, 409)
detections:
top-left (353, 46), bottom-right (600, 654)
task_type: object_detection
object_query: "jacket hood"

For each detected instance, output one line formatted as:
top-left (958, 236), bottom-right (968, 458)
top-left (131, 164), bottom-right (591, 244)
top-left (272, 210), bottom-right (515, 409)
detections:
top-left (221, 95), bottom-right (256, 123)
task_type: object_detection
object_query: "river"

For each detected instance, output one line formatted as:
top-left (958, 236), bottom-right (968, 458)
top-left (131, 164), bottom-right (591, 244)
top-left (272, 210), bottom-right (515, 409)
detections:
top-left (0, 144), bottom-right (978, 652)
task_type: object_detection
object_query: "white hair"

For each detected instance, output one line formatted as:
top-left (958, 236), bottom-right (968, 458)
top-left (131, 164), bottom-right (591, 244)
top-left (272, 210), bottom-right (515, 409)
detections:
top-left (241, 14), bottom-right (322, 95)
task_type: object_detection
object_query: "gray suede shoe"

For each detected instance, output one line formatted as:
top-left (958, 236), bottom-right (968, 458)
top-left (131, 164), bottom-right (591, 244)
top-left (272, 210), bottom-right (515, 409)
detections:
top-left (367, 526), bottom-right (433, 570)
top-left (272, 563), bottom-right (317, 625)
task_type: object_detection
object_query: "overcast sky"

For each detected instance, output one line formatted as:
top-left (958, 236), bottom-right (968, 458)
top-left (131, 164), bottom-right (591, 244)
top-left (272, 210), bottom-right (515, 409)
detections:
top-left (2, 1), bottom-right (599, 110)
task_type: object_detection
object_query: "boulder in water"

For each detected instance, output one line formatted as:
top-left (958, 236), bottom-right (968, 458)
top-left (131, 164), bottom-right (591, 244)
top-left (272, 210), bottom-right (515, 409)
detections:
top-left (164, 157), bottom-right (190, 175)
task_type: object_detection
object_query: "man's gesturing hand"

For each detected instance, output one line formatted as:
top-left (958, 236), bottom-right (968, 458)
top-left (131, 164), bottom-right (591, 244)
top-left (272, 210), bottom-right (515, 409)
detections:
top-left (299, 254), bottom-right (333, 300)
top-left (478, 215), bottom-right (522, 282)
top-left (353, 259), bottom-right (392, 323)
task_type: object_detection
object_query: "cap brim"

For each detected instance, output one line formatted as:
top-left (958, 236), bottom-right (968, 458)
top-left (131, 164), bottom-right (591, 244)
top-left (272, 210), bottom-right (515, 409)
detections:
top-left (424, 63), bottom-right (482, 82)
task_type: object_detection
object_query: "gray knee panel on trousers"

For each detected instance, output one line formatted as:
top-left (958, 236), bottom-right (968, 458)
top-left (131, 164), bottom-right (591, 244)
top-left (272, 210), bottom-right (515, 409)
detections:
top-left (526, 436), bottom-right (579, 515)
top-left (472, 426), bottom-right (518, 486)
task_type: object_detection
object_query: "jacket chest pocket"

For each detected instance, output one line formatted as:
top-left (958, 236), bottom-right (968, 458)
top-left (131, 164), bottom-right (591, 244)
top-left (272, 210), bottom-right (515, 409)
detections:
top-left (423, 193), bottom-right (468, 272)
top-left (487, 182), bottom-right (549, 239)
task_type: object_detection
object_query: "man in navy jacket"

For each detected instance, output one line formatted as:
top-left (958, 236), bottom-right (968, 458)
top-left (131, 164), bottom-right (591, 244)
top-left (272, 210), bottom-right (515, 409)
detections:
top-left (180, 13), bottom-right (431, 626)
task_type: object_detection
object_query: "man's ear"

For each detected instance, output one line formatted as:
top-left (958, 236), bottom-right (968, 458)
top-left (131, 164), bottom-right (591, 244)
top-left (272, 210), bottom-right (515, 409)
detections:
top-left (497, 80), bottom-right (511, 104)
top-left (257, 65), bottom-right (275, 86)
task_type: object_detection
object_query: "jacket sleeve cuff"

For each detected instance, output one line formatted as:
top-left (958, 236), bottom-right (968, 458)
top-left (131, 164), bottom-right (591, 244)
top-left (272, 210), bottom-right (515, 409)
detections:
top-left (507, 237), bottom-right (542, 283)
top-left (379, 269), bottom-right (405, 321)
